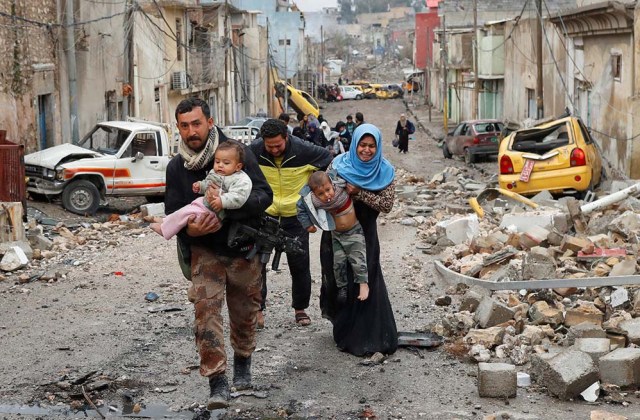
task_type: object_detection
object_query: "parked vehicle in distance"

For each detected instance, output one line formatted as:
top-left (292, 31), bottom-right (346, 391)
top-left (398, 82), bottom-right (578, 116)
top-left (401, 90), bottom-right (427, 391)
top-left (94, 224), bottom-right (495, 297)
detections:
top-left (233, 116), bottom-right (267, 129)
top-left (221, 126), bottom-right (260, 145)
top-left (443, 119), bottom-right (504, 164)
top-left (339, 86), bottom-right (363, 100)
top-left (25, 121), bottom-right (172, 215)
top-left (387, 84), bottom-right (404, 98)
top-left (498, 115), bottom-right (602, 197)
top-left (374, 86), bottom-right (401, 99)
top-left (274, 80), bottom-right (320, 117)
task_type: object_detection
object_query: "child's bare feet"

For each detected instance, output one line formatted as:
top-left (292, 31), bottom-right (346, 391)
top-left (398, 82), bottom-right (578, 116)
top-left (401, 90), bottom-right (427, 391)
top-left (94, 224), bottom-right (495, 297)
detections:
top-left (150, 222), bottom-right (163, 236)
top-left (357, 283), bottom-right (369, 301)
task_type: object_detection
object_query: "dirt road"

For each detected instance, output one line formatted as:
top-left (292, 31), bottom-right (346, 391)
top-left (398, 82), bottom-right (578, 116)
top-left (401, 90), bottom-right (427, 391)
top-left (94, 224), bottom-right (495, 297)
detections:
top-left (0, 98), bottom-right (634, 419)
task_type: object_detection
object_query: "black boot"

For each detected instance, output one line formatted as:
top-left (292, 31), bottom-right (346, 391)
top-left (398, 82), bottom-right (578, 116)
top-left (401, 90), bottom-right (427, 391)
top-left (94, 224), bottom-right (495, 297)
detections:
top-left (207, 374), bottom-right (229, 410)
top-left (233, 355), bottom-right (252, 390)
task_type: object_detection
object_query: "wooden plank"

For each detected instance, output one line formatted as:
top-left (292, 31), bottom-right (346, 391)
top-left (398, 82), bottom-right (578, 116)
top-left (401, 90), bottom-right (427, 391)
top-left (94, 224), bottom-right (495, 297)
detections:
top-left (0, 202), bottom-right (26, 242)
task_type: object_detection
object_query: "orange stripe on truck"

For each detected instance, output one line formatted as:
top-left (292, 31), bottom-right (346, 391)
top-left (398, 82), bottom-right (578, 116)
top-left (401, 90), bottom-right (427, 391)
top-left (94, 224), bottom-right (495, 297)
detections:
top-left (64, 168), bottom-right (131, 180)
top-left (106, 183), bottom-right (166, 189)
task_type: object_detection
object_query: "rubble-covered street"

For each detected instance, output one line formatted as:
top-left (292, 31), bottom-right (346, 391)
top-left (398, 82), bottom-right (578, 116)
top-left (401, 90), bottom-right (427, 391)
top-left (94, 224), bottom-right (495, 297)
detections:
top-left (0, 98), bottom-right (637, 419)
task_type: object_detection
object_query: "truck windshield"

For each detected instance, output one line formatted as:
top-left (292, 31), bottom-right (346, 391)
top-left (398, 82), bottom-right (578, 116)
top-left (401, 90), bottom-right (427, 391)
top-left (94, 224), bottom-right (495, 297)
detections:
top-left (77, 125), bottom-right (131, 155)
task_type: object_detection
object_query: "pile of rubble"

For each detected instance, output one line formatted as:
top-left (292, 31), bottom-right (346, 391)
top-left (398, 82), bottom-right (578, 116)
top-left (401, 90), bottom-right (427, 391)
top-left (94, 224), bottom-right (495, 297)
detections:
top-left (0, 204), bottom-right (159, 285)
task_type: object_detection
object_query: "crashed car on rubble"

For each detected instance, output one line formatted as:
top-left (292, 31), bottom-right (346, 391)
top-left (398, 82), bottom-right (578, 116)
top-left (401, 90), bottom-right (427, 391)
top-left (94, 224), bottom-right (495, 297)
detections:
top-left (498, 116), bottom-right (602, 197)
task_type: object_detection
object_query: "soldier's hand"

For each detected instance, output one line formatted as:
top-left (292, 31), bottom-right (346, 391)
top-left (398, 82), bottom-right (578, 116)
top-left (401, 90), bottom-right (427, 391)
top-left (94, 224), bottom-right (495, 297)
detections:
top-left (186, 213), bottom-right (221, 237)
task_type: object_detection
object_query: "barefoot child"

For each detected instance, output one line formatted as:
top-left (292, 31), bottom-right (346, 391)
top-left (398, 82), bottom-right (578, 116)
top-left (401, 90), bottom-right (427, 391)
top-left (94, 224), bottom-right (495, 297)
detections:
top-left (151, 141), bottom-right (252, 239)
top-left (296, 171), bottom-right (369, 303)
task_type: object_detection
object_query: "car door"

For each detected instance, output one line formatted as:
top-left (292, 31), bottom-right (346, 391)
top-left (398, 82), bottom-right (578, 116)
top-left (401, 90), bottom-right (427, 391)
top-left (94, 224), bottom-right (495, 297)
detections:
top-left (451, 123), bottom-right (470, 155)
top-left (112, 131), bottom-right (167, 195)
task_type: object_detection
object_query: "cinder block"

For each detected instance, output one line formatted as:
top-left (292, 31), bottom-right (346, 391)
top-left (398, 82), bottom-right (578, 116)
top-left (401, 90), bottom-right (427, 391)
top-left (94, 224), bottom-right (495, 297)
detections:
top-left (599, 348), bottom-right (640, 387)
top-left (530, 352), bottom-right (557, 383)
top-left (478, 363), bottom-right (517, 398)
top-left (573, 338), bottom-right (610, 363)
top-left (140, 202), bottom-right (166, 217)
top-left (566, 322), bottom-right (607, 345)
top-left (540, 349), bottom-right (598, 400)
top-left (475, 296), bottom-right (515, 328)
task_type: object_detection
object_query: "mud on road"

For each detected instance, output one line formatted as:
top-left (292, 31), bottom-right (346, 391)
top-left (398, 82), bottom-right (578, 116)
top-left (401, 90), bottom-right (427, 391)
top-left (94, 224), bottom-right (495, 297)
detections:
top-left (0, 99), bottom-right (634, 419)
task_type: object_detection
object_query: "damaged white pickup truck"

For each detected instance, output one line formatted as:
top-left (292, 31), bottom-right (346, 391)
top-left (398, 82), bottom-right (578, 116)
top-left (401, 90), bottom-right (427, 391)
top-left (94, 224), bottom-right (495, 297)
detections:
top-left (25, 121), bottom-right (172, 215)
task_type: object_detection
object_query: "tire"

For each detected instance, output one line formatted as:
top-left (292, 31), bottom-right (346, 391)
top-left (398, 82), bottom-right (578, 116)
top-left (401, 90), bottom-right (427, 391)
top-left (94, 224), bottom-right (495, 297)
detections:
top-left (62, 180), bottom-right (100, 215)
top-left (464, 148), bottom-right (476, 165)
top-left (442, 142), bottom-right (452, 159)
top-left (356, 95), bottom-right (362, 100)
top-left (145, 195), bottom-right (164, 203)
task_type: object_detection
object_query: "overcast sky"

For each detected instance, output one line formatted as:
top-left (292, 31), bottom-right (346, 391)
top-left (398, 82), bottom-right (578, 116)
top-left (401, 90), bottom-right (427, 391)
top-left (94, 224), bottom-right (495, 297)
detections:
top-left (295, 0), bottom-right (338, 12)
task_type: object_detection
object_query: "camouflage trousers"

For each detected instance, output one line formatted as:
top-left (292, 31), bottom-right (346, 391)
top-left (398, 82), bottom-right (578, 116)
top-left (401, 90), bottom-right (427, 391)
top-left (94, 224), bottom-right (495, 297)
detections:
top-left (188, 245), bottom-right (262, 377)
top-left (332, 223), bottom-right (368, 288)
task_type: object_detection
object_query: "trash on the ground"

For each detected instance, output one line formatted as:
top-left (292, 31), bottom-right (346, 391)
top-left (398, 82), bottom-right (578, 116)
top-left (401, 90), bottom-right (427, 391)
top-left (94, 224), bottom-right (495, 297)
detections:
top-left (397, 331), bottom-right (443, 348)
top-left (147, 305), bottom-right (185, 313)
top-left (145, 292), bottom-right (159, 302)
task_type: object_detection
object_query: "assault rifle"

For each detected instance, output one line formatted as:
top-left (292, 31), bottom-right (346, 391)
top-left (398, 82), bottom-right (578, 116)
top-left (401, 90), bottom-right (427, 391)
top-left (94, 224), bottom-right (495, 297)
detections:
top-left (227, 216), bottom-right (304, 271)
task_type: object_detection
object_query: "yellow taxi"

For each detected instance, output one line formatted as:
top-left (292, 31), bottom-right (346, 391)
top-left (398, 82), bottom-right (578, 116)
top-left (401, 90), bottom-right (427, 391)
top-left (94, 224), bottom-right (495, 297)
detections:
top-left (274, 80), bottom-right (320, 117)
top-left (498, 116), bottom-right (602, 197)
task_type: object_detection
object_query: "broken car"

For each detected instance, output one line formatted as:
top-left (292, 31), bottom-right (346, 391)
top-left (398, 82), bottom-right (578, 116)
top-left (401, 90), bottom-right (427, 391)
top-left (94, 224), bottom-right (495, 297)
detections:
top-left (443, 120), bottom-right (504, 164)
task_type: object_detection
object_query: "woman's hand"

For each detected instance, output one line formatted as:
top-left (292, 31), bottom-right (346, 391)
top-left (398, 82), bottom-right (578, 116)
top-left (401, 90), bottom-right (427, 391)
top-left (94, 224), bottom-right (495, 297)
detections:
top-left (346, 183), bottom-right (361, 195)
top-left (307, 226), bottom-right (317, 233)
top-left (186, 213), bottom-right (221, 237)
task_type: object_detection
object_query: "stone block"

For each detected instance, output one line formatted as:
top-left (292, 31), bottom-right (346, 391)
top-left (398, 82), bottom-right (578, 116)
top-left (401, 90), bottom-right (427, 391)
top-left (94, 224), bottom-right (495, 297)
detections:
top-left (607, 334), bottom-right (627, 349)
top-left (435, 214), bottom-right (479, 245)
top-left (464, 326), bottom-right (505, 348)
top-left (599, 348), bottom-right (640, 387)
top-left (27, 232), bottom-right (53, 251)
top-left (560, 236), bottom-right (593, 253)
top-left (573, 338), bottom-right (611, 363)
top-left (0, 240), bottom-right (33, 260)
top-left (540, 349), bottom-right (598, 400)
top-left (522, 247), bottom-right (556, 280)
top-left (459, 287), bottom-right (488, 312)
top-left (500, 211), bottom-right (559, 233)
top-left (0, 246), bottom-right (29, 272)
top-left (618, 318), bottom-right (640, 346)
top-left (140, 203), bottom-right (166, 217)
top-left (530, 352), bottom-right (557, 383)
top-left (564, 309), bottom-right (604, 327)
top-left (529, 301), bottom-right (564, 326)
top-left (478, 363), bottom-right (517, 398)
top-left (519, 225), bottom-right (550, 249)
top-left (475, 296), bottom-right (515, 328)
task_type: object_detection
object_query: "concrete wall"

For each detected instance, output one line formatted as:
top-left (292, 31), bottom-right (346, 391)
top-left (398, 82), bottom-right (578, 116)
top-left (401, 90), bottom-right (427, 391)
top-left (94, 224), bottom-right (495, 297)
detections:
top-left (0, 0), bottom-right (61, 151)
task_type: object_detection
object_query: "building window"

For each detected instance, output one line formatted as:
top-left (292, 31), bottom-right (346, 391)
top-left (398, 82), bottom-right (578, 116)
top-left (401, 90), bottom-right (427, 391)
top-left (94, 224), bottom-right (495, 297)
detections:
top-left (526, 88), bottom-right (536, 119)
top-left (279, 38), bottom-right (290, 46)
top-left (176, 18), bottom-right (183, 61)
top-left (612, 54), bottom-right (621, 81)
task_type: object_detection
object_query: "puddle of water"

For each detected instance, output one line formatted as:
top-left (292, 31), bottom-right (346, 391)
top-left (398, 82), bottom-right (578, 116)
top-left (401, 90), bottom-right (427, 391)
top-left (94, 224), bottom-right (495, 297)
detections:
top-left (0, 403), bottom-right (223, 419)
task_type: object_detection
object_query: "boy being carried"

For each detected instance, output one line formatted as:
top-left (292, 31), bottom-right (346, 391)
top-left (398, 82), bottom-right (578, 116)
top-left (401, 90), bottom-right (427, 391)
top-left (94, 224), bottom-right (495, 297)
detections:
top-left (151, 141), bottom-right (252, 239)
top-left (297, 171), bottom-right (369, 303)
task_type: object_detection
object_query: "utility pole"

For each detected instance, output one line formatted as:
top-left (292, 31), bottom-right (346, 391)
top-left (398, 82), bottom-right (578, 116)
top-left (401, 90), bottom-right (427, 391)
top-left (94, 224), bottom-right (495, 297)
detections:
top-left (224, 0), bottom-right (229, 125)
top-left (65, 0), bottom-right (79, 143)
top-left (536, 0), bottom-right (544, 119)
top-left (321, 25), bottom-right (325, 84)
top-left (284, 37), bottom-right (288, 114)
top-left (441, 14), bottom-right (448, 134)
top-left (266, 18), bottom-right (271, 116)
top-left (473, 0), bottom-right (479, 119)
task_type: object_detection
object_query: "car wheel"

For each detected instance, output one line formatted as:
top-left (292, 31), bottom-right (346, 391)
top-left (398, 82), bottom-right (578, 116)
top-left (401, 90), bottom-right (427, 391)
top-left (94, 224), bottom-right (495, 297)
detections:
top-left (356, 95), bottom-right (362, 100)
top-left (464, 148), bottom-right (476, 164)
top-left (443, 143), bottom-right (452, 159)
top-left (62, 180), bottom-right (100, 215)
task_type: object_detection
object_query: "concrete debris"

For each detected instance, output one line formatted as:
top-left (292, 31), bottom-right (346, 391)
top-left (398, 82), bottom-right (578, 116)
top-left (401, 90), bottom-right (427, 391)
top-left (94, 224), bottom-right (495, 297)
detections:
top-left (580, 381), bottom-right (600, 403)
top-left (599, 348), bottom-right (640, 387)
top-left (477, 362), bottom-right (517, 398)
top-left (0, 246), bottom-right (29, 272)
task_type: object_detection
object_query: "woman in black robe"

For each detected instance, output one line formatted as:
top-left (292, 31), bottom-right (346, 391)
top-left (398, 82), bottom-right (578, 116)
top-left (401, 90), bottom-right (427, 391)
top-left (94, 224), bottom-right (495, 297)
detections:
top-left (320, 124), bottom-right (398, 357)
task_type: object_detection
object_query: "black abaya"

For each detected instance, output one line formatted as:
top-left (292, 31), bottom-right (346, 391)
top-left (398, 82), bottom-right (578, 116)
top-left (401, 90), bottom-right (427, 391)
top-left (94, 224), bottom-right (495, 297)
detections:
top-left (319, 200), bottom-right (398, 356)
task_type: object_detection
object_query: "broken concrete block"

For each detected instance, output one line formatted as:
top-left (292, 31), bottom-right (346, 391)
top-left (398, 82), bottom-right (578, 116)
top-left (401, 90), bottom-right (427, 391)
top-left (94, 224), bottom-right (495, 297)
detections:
top-left (499, 210), bottom-right (560, 233)
top-left (464, 326), bottom-right (506, 348)
top-left (487, 262), bottom-right (521, 283)
top-left (435, 214), bottom-right (479, 245)
top-left (140, 203), bottom-right (165, 217)
top-left (405, 205), bottom-right (433, 217)
top-left (530, 352), bottom-right (557, 383)
top-left (0, 240), bottom-right (34, 260)
top-left (475, 296), bottom-right (515, 328)
top-left (522, 246), bottom-right (556, 280)
top-left (0, 246), bottom-right (29, 272)
top-left (469, 344), bottom-right (491, 362)
top-left (396, 185), bottom-right (418, 200)
top-left (573, 338), bottom-right (611, 363)
top-left (565, 322), bottom-right (607, 345)
top-left (560, 235), bottom-right (593, 253)
top-left (609, 211), bottom-right (640, 239)
top-left (599, 348), bottom-right (640, 387)
top-left (26, 232), bottom-right (53, 251)
top-left (520, 325), bottom-right (545, 346)
top-left (564, 303), bottom-right (604, 327)
top-left (540, 349), bottom-right (599, 400)
top-left (478, 363), bottom-right (517, 398)
top-left (529, 301), bottom-right (564, 326)
top-left (518, 225), bottom-right (550, 249)
top-left (618, 318), bottom-right (640, 346)
top-left (607, 334), bottom-right (627, 350)
top-left (459, 288), bottom-right (485, 312)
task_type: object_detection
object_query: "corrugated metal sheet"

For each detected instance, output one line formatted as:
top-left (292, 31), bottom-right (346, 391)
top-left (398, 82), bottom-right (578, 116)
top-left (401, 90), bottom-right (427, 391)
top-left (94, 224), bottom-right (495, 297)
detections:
top-left (0, 130), bottom-right (26, 204)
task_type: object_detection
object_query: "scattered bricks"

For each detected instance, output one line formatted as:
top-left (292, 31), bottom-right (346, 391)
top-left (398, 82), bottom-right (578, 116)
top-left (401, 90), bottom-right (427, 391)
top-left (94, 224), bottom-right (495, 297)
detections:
top-left (464, 326), bottom-right (506, 348)
top-left (529, 301), bottom-right (564, 326)
top-left (435, 214), bottom-right (479, 245)
top-left (475, 296), bottom-right (516, 328)
top-left (560, 235), bottom-right (593, 253)
top-left (573, 338), bottom-right (611, 363)
top-left (540, 349), bottom-right (599, 400)
top-left (566, 322), bottom-right (607, 345)
top-left (478, 363), bottom-right (517, 398)
top-left (522, 246), bottom-right (556, 280)
top-left (519, 225), bottom-right (550, 250)
top-left (599, 348), bottom-right (640, 387)
top-left (618, 318), bottom-right (640, 345)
